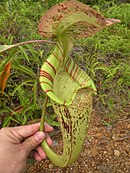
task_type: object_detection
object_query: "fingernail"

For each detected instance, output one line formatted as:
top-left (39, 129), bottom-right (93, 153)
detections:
top-left (34, 131), bottom-right (45, 142)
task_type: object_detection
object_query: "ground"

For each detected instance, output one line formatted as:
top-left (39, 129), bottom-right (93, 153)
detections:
top-left (25, 110), bottom-right (130, 173)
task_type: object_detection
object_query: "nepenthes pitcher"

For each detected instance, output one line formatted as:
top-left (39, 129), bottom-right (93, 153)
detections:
top-left (39, 0), bottom-right (120, 167)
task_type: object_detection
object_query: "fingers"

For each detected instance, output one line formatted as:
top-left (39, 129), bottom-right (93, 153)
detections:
top-left (12, 122), bottom-right (53, 159)
top-left (9, 123), bottom-right (53, 142)
top-left (22, 131), bottom-right (45, 155)
top-left (45, 132), bottom-right (53, 146)
top-left (15, 122), bottom-right (53, 138)
top-left (34, 146), bottom-right (47, 161)
top-left (44, 123), bottom-right (54, 132)
top-left (10, 123), bottom-right (41, 140)
top-left (33, 152), bottom-right (43, 161)
top-left (29, 132), bottom-right (53, 161)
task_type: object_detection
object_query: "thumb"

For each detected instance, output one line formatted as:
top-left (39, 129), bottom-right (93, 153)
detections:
top-left (22, 131), bottom-right (45, 155)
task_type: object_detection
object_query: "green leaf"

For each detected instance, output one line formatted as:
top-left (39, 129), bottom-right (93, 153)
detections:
top-left (12, 64), bottom-right (36, 77)
top-left (18, 46), bottom-right (30, 62)
top-left (11, 80), bottom-right (34, 96)
top-left (2, 116), bottom-right (20, 127)
top-left (16, 86), bottom-right (29, 106)
top-left (33, 80), bottom-right (37, 106)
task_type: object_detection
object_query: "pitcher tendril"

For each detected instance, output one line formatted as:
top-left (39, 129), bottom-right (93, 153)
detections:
top-left (38, 0), bottom-right (120, 168)
top-left (40, 96), bottom-right (48, 132)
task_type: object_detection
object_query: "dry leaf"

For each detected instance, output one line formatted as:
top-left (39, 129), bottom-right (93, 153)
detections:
top-left (0, 61), bottom-right (11, 92)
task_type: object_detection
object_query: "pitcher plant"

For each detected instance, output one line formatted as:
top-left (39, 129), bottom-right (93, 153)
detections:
top-left (0, 0), bottom-right (120, 168)
top-left (38, 0), bottom-right (120, 167)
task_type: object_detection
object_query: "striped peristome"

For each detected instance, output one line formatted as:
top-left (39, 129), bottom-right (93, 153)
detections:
top-left (39, 37), bottom-right (96, 105)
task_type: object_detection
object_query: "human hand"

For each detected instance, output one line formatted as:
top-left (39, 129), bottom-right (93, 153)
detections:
top-left (0, 123), bottom-right (53, 173)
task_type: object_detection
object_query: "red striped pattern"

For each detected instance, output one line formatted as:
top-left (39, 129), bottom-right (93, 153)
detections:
top-left (40, 70), bottom-right (53, 83)
top-left (65, 58), bottom-right (81, 82)
top-left (79, 72), bottom-right (87, 84)
top-left (39, 81), bottom-right (52, 88)
top-left (70, 61), bottom-right (75, 77)
top-left (65, 58), bottom-right (71, 73)
top-left (81, 77), bottom-right (90, 86)
top-left (64, 57), bottom-right (91, 86)
top-left (52, 51), bottom-right (61, 62)
top-left (44, 89), bottom-right (53, 93)
top-left (56, 42), bottom-right (64, 57)
top-left (72, 63), bottom-right (79, 79)
top-left (45, 60), bottom-right (56, 74)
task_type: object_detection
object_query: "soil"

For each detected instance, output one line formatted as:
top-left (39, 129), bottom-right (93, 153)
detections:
top-left (25, 110), bottom-right (130, 173)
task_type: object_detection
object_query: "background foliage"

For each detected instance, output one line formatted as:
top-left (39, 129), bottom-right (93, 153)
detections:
top-left (0, 0), bottom-right (130, 127)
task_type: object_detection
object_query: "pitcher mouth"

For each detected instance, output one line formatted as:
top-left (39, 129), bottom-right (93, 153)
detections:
top-left (106, 18), bottom-right (121, 26)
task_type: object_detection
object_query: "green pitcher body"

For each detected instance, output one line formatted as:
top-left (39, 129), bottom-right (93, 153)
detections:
top-left (52, 87), bottom-right (92, 165)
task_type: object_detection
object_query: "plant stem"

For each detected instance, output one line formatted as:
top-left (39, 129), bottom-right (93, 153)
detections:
top-left (40, 96), bottom-right (48, 132)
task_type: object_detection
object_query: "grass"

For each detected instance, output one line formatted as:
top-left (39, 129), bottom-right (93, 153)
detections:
top-left (0, 0), bottom-right (130, 127)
